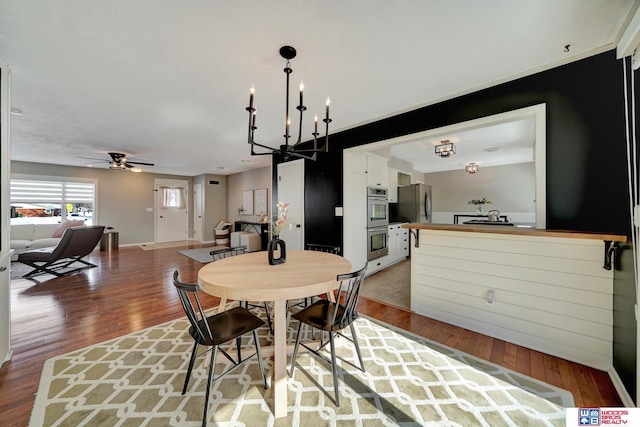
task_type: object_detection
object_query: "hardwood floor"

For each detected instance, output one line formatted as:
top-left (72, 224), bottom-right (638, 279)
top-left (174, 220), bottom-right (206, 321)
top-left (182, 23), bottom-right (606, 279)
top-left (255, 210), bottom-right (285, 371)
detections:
top-left (0, 244), bottom-right (623, 426)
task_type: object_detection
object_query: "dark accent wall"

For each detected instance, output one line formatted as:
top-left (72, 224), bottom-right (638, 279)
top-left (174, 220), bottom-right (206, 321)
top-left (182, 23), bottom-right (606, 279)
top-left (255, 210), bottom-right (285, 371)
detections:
top-left (613, 244), bottom-right (637, 404)
top-left (275, 49), bottom-right (632, 248)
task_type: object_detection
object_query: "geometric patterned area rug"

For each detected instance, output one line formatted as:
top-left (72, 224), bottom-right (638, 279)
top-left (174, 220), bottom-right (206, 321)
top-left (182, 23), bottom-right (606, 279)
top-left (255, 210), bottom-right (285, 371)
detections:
top-left (29, 307), bottom-right (573, 426)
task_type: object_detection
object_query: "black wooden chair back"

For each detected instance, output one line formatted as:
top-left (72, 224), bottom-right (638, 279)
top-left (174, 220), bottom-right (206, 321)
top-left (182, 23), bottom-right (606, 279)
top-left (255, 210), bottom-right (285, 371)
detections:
top-left (306, 243), bottom-right (341, 254)
top-left (332, 265), bottom-right (367, 329)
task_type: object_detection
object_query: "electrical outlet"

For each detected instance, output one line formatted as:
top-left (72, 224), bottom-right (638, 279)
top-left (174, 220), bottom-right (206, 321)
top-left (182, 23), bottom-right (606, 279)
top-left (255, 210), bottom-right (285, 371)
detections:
top-left (486, 290), bottom-right (495, 307)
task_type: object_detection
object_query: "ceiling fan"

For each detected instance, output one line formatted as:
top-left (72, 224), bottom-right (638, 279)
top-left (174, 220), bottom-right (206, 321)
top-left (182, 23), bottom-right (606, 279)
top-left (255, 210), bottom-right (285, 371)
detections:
top-left (80, 152), bottom-right (155, 170)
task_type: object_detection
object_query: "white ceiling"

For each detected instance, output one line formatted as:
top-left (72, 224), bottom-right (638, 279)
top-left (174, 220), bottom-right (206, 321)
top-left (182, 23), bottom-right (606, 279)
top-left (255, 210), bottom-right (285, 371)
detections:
top-left (389, 118), bottom-right (536, 173)
top-left (0, 1), bottom-right (637, 176)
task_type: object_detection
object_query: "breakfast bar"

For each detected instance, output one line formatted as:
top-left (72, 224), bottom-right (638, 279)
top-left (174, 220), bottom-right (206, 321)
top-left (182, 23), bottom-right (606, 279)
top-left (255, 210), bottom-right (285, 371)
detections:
top-left (401, 223), bottom-right (627, 371)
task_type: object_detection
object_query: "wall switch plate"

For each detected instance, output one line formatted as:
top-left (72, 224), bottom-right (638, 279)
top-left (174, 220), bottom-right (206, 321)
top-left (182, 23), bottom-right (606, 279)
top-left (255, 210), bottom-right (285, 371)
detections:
top-left (335, 207), bottom-right (343, 217)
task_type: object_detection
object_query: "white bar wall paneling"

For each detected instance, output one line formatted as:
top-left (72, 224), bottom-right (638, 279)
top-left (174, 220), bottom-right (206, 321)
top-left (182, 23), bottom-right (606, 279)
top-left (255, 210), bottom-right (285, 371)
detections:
top-left (411, 229), bottom-right (613, 370)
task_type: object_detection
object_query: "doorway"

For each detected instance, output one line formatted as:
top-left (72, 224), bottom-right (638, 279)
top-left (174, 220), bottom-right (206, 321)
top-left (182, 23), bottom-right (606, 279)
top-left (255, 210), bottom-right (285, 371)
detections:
top-left (276, 159), bottom-right (304, 250)
top-left (193, 183), bottom-right (203, 242)
top-left (154, 178), bottom-right (189, 243)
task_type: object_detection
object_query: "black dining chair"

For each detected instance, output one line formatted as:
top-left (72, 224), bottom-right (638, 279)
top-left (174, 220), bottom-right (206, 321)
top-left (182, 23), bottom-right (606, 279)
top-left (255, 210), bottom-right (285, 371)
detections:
top-left (289, 264), bottom-right (367, 406)
top-left (210, 246), bottom-right (273, 334)
top-left (172, 271), bottom-right (268, 427)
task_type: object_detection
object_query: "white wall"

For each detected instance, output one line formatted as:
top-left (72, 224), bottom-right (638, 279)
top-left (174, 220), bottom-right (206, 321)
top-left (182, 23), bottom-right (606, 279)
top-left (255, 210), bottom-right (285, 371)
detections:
top-left (10, 162), bottom-right (272, 245)
top-left (226, 166), bottom-right (271, 223)
top-left (425, 162), bottom-right (535, 215)
top-left (1, 62), bottom-right (12, 365)
top-left (11, 162), bottom-right (193, 245)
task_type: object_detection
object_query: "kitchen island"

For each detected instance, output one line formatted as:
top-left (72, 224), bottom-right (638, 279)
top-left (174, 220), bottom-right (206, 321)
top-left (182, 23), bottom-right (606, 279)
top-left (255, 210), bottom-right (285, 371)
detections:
top-left (401, 222), bottom-right (627, 370)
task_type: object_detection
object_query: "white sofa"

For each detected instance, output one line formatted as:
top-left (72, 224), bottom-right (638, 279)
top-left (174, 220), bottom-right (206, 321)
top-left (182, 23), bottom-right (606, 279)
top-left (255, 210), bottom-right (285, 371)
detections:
top-left (10, 223), bottom-right (76, 261)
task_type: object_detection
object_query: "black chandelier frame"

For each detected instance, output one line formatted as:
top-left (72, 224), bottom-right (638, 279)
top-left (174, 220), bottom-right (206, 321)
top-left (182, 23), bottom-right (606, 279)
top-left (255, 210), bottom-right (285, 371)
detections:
top-left (246, 46), bottom-right (331, 161)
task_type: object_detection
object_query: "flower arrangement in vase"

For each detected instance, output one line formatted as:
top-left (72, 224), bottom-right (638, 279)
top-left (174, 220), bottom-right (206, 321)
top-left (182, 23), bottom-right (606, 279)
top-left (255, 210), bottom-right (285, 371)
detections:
top-left (468, 197), bottom-right (492, 213)
top-left (272, 201), bottom-right (292, 238)
top-left (268, 201), bottom-right (291, 265)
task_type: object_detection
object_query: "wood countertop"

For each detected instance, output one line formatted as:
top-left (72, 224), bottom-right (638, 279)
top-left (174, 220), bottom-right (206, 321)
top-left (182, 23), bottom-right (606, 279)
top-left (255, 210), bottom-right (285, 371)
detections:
top-left (401, 222), bottom-right (628, 242)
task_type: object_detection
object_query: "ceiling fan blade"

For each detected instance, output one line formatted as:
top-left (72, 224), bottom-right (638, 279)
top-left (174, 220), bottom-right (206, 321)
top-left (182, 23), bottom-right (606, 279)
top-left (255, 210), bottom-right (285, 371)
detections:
top-left (77, 156), bottom-right (108, 161)
top-left (125, 161), bottom-right (154, 166)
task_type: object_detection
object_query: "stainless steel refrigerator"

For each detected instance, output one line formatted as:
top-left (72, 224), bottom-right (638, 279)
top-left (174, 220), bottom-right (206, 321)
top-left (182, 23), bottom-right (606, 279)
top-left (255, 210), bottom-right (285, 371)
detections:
top-left (397, 184), bottom-right (432, 223)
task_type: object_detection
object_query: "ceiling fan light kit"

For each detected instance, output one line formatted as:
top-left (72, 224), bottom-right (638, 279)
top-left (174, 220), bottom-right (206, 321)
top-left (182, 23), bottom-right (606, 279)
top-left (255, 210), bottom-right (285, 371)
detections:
top-left (79, 152), bottom-right (155, 171)
top-left (246, 45), bottom-right (331, 161)
top-left (107, 152), bottom-right (154, 170)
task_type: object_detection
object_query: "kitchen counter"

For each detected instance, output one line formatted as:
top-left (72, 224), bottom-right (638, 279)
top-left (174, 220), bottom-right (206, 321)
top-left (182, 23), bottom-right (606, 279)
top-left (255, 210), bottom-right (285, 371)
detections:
top-left (401, 222), bottom-right (627, 242)
top-left (402, 223), bottom-right (628, 370)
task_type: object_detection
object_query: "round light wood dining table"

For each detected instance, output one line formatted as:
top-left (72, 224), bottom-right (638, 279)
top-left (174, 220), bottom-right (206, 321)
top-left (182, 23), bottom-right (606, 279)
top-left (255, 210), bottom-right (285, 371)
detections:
top-left (198, 249), bottom-right (351, 418)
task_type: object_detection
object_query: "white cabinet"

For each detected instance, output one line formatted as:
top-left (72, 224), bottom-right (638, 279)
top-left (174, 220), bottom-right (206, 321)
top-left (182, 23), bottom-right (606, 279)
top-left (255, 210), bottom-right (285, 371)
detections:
top-left (399, 226), bottom-right (409, 258)
top-left (387, 223), bottom-right (409, 266)
top-left (367, 254), bottom-right (389, 275)
top-left (348, 151), bottom-right (368, 176)
top-left (344, 151), bottom-right (391, 274)
top-left (365, 153), bottom-right (389, 189)
top-left (388, 168), bottom-right (398, 202)
top-left (343, 152), bottom-right (368, 271)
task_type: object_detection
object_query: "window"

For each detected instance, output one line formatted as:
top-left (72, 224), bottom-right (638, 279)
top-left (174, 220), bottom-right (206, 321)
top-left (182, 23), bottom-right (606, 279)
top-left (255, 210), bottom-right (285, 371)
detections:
top-left (161, 187), bottom-right (185, 209)
top-left (10, 178), bottom-right (96, 225)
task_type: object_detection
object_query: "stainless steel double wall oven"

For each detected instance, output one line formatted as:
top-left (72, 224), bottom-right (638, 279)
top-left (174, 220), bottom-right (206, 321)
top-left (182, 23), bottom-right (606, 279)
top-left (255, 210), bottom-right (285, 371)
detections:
top-left (366, 187), bottom-right (389, 260)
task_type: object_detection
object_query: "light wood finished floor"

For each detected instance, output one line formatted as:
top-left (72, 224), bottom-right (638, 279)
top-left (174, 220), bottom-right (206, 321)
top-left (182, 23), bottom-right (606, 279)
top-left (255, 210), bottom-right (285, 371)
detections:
top-left (361, 258), bottom-right (411, 309)
top-left (0, 244), bottom-right (623, 426)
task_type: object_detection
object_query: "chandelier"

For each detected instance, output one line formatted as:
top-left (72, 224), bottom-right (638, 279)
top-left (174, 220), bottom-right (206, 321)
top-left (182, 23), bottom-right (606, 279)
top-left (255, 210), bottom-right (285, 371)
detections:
top-left (465, 162), bottom-right (479, 174)
top-left (246, 46), bottom-right (331, 161)
top-left (434, 140), bottom-right (455, 157)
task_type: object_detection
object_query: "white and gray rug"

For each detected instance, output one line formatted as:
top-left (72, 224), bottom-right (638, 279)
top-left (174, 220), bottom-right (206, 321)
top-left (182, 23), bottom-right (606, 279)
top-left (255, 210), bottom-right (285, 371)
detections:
top-left (178, 246), bottom-right (236, 264)
top-left (29, 307), bottom-right (572, 426)
top-left (139, 240), bottom-right (201, 250)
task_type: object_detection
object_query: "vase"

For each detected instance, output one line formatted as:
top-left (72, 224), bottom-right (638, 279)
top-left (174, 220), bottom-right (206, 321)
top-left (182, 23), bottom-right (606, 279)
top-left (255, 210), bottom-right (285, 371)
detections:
top-left (476, 205), bottom-right (483, 214)
top-left (267, 236), bottom-right (286, 265)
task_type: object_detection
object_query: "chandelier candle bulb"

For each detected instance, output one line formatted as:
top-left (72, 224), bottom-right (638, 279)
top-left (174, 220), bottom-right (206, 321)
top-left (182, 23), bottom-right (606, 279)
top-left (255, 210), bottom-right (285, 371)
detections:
top-left (314, 114), bottom-right (318, 134)
top-left (326, 97), bottom-right (330, 119)
top-left (299, 81), bottom-right (304, 107)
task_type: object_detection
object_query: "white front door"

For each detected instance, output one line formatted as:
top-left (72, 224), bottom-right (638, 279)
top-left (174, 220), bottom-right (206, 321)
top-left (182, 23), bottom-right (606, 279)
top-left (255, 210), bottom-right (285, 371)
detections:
top-left (193, 183), bottom-right (203, 242)
top-left (155, 178), bottom-right (189, 243)
top-left (277, 159), bottom-right (304, 250)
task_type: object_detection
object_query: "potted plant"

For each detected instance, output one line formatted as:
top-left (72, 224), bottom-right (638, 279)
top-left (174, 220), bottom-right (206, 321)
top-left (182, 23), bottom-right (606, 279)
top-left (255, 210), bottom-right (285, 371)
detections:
top-left (468, 197), bottom-right (492, 213)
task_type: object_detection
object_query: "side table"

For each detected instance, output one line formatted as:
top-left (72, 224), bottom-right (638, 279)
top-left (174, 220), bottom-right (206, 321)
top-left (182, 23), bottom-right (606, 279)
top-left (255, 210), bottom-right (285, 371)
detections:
top-left (100, 231), bottom-right (119, 252)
